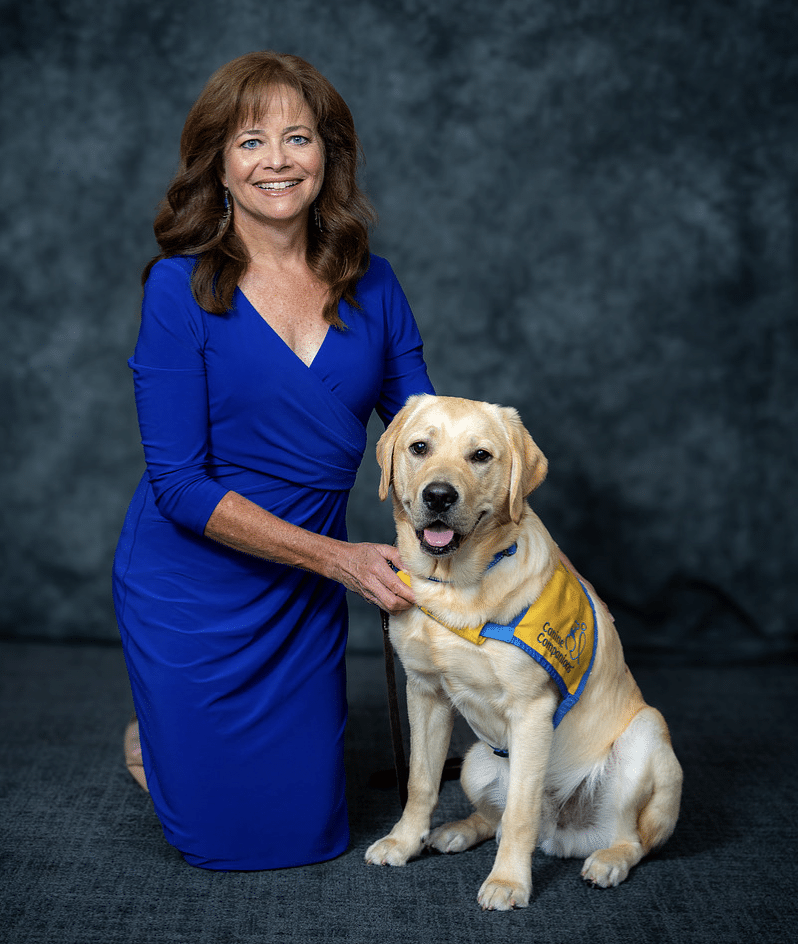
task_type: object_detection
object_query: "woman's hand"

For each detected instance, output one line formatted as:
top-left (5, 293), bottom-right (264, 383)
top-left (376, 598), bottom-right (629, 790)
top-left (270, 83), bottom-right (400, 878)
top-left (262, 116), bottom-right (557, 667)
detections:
top-left (330, 542), bottom-right (416, 614)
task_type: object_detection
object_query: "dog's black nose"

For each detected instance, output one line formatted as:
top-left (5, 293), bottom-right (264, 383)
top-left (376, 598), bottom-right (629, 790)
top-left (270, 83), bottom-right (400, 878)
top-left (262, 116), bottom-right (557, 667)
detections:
top-left (422, 482), bottom-right (459, 514)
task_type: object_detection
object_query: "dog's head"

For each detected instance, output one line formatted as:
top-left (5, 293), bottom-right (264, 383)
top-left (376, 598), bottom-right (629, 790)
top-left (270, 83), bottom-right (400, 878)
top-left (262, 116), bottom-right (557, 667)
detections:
top-left (377, 394), bottom-right (547, 559)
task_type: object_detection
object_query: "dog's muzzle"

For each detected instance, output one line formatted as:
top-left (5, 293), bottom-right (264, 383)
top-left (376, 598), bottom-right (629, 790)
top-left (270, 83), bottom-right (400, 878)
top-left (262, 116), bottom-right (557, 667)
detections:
top-left (416, 481), bottom-right (463, 556)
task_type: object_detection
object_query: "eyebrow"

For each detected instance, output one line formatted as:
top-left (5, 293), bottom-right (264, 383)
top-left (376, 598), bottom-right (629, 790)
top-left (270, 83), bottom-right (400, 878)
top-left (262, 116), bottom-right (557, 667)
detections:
top-left (235, 124), bottom-right (314, 137)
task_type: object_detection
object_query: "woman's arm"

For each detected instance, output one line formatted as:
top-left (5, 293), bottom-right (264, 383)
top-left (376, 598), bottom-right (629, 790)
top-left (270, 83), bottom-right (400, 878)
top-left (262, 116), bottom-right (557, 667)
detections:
top-left (204, 490), bottom-right (416, 613)
top-left (373, 258), bottom-right (435, 424)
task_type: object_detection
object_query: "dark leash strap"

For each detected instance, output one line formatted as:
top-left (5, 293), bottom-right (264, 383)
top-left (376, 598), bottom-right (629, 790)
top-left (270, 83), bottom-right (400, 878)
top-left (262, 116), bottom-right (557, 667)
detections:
top-left (378, 608), bottom-right (461, 809)
top-left (380, 608), bottom-right (409, 809)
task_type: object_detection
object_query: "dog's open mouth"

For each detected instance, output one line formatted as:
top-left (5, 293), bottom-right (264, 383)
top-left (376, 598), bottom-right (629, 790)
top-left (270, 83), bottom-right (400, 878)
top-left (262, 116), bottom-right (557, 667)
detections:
top-left (416, 523), bottom-right (462, 556)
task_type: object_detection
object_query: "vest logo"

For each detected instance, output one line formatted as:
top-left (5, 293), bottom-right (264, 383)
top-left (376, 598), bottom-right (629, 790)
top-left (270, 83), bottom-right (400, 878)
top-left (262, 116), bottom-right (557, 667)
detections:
top-left (538, 618), bottom-right (588, 677)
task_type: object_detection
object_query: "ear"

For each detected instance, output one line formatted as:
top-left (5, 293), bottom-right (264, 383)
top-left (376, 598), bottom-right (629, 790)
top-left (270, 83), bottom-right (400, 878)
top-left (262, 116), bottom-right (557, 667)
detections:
top-left (376, 394), bottom-right (426, 501)
top-left (375, 424), bottom-right (398, 501)
top-left (505, 409), bottom-right (548, 523)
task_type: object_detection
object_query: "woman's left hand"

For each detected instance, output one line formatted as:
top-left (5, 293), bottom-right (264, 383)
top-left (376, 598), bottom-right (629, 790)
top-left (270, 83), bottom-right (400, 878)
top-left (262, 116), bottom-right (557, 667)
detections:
top-left (329, 542), bottom-right (416, 614)
top-left (204, 491), bottom-right (416, 613)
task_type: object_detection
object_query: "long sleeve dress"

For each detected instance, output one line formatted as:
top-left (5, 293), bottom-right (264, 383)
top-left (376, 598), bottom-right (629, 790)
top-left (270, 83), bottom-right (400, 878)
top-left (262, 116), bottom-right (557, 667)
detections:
top-left (112, 253), bottom-right (434, 870)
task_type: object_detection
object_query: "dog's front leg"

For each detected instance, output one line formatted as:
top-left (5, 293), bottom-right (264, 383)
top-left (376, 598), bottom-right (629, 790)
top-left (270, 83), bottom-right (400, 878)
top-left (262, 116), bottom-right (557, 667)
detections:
top-left (365, 675), bottom-right (454, 867)
top-left (477, 698), bottom-right (556, 910)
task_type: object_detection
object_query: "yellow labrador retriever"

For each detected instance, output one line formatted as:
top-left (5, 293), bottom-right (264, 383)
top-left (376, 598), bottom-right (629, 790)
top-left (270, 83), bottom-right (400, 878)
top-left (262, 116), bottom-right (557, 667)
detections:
top-left (365, 395), bottom-right (682, 911)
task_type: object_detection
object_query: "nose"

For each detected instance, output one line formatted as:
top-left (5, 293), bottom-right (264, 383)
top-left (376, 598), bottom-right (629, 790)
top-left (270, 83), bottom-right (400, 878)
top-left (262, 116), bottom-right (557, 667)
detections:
top-left (262, 140), bottom-right (291, 170)
top-left (422, 482), bottom-right (459, 515)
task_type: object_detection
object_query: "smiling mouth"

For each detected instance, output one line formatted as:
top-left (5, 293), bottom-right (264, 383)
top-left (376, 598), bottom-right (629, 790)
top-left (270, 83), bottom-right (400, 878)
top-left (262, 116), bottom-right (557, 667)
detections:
top-left (416, 523), bottom-right (462, 557)
top-left (256, 180), bottom-right (300, 191)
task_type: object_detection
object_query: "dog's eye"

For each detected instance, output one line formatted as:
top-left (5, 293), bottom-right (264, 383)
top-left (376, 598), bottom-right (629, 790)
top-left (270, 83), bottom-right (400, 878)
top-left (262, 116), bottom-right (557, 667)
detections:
top-left (409, 441), bottom-right (428, 456)
top-left (471, 449), bottom-right (492, 463)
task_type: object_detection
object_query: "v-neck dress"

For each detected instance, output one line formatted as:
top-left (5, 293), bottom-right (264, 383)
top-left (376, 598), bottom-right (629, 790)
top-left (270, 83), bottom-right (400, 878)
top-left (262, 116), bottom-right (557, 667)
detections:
top-left (112, 254), bottom-right (433, 870)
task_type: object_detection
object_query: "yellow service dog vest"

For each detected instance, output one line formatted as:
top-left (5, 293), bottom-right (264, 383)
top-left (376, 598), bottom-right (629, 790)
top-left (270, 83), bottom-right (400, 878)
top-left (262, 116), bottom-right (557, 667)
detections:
top-left (397, 560), bottom-right (597, 729)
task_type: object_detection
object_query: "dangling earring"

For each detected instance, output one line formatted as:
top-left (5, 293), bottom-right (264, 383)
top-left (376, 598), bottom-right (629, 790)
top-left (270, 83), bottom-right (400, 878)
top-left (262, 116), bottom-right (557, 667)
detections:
top-left (314, 203), bottom-right (323, 232)
top-left (220, 187), bottom-right (232, 231)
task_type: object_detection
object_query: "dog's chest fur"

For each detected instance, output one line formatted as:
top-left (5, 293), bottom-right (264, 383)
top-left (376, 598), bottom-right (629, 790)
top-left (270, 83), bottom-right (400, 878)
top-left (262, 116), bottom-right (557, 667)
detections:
top-left (390, 606), bottom-right (557, 752)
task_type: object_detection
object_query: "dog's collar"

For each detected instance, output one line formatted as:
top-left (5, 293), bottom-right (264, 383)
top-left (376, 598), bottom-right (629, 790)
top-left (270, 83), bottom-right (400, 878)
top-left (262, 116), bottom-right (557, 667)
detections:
top-left (486, 543), bottom-right (518, 570)
top-left (392, 543), bottom-right (517, 585)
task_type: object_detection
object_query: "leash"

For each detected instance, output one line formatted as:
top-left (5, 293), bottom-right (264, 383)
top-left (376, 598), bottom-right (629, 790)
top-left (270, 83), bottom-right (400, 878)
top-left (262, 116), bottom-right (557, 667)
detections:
top-left (380, 607), bottom-right (408, 809)
top-left (378, 607), bottom-right (462, 809)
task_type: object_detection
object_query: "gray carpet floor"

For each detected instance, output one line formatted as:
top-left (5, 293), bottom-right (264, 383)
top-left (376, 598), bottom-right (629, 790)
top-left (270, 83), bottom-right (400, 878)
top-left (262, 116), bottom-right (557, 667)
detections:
top-left (1, 639), bottom-right (796, 943)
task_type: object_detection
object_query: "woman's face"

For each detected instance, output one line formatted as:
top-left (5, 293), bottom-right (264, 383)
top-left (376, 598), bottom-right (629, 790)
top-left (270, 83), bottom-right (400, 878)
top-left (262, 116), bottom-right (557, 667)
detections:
top-left (221, 85), bottom-right (325, 237)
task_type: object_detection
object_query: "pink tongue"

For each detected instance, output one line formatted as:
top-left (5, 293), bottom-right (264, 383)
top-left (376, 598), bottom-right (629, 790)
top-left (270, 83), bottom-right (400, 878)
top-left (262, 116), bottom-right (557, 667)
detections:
top-left (424, 528), bottom-right (455, 548)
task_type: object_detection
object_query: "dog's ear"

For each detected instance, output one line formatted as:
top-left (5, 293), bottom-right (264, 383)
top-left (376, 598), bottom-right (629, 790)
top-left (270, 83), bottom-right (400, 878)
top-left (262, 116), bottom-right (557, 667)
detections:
top-left (376, 425), bottom-right (397, 501)
top-left (506, 409), bottom-right (548, 523)
top-left (377, 395), bottom-right (425, 500)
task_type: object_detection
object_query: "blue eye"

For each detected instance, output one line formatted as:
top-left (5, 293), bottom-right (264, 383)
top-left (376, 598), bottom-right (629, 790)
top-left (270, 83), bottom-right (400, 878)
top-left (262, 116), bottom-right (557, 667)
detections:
top-left (288, 135), bottom-right (309, 145)
top-left (241, 139), bottom-right (261, 149)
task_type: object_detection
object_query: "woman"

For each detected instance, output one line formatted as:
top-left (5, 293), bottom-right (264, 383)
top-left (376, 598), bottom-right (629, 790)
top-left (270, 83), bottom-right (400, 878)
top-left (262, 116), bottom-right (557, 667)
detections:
top-left (113, 51), bottom-right (434, 870)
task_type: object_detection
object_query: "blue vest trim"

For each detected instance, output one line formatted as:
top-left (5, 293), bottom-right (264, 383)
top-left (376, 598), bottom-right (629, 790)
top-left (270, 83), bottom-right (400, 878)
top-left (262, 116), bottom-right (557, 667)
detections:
top-left (480, 577), bottom-right (598, 728)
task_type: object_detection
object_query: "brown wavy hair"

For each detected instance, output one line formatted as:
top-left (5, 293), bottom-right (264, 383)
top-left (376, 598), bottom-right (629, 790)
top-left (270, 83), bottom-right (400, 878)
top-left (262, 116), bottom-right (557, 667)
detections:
top-left (142, 51), bottom-right (376, 327)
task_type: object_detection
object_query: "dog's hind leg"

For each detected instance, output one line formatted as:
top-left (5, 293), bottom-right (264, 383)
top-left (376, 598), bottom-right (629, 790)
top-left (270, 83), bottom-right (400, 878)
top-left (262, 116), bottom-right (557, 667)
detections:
top-left (580, 706), bottom-right (682, 888)
top-left (427, 741), bottom-right (504, 853)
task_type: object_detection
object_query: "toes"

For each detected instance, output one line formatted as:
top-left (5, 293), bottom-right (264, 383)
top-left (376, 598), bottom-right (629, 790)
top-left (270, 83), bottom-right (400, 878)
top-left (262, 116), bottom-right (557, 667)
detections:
top-left (365, 837), bottom-right (410, 867)
top-left (426, 825), bottom-right (472, 854)
top-left (477, 877), bottom-right (530, 911)
top-left (581, 851), bottom-right (631, 888)
top-left (365, 834), bottom-right (426, 867)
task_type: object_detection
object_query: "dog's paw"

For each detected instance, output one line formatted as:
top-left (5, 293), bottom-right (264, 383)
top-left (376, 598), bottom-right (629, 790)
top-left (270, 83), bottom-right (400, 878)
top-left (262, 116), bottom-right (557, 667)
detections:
top-left (427, 821), bottom-right (478, 854)
top-left (364, 836), bottom-right (416, 867)
top-left (581, 849), bottom-right (632, 888)
top-left (477, 875), bottom-right (531, 911)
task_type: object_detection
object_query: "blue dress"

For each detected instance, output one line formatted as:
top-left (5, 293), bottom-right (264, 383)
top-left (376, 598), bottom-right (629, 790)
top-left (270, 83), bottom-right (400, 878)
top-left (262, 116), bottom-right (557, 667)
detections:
top-left (113, 254), bottom-right (433, 870)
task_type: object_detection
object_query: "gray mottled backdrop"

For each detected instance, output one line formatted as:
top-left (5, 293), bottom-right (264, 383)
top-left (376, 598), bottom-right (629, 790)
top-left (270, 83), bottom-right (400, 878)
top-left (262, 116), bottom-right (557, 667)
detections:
top-left (3, 0), bottom-right (796, 661)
